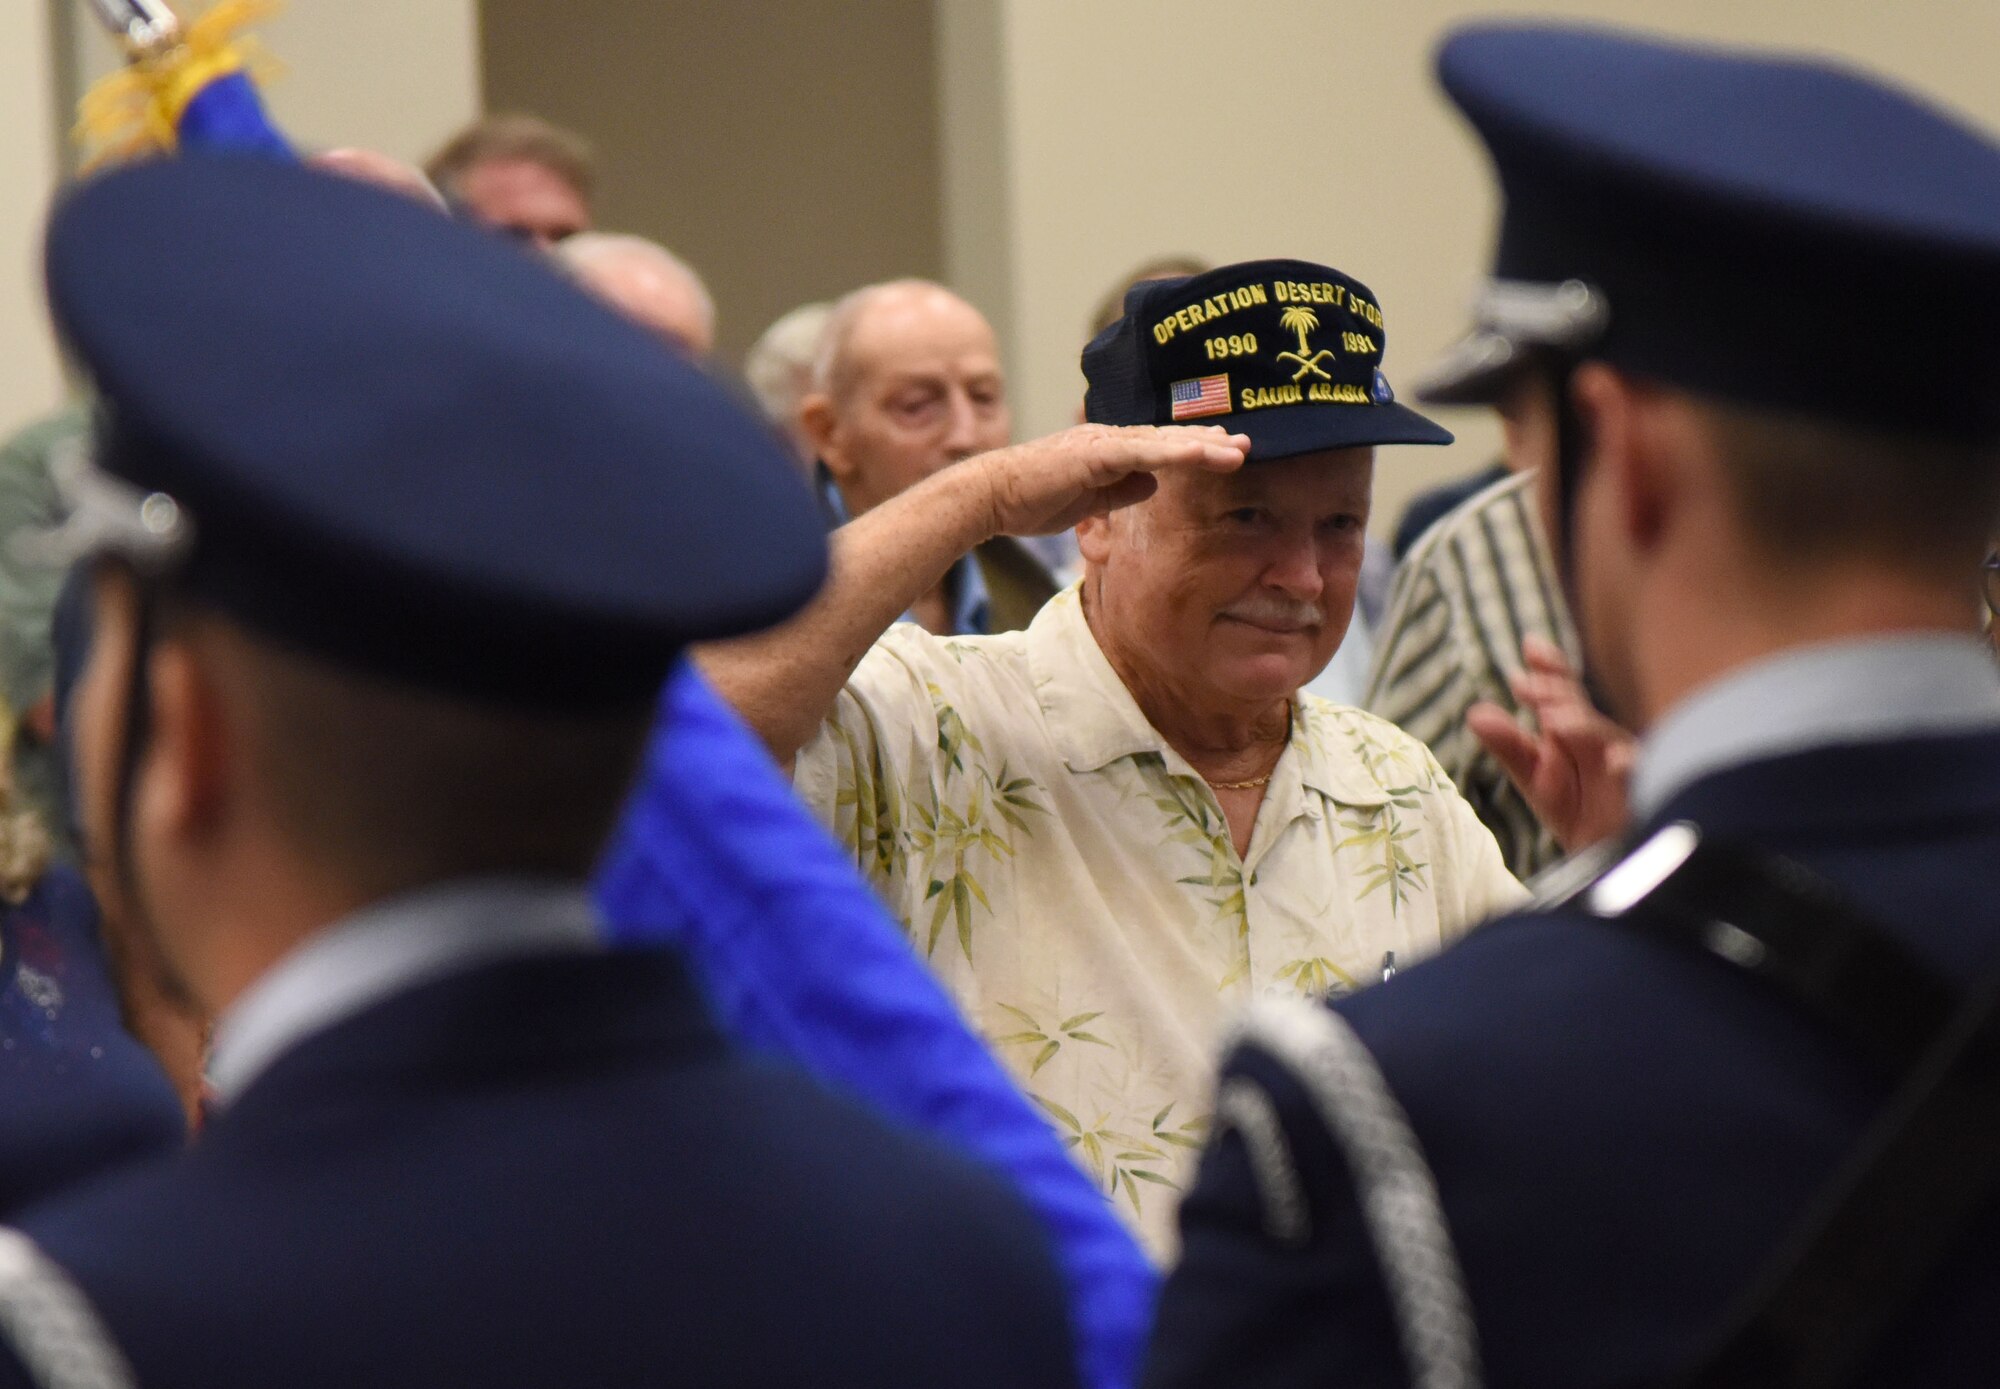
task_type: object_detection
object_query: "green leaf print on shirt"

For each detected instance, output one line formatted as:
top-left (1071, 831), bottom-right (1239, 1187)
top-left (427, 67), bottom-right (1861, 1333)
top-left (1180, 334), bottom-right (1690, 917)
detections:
top-left (1277, 955), bottom-right (1361, 998)
top-left (1145, 769), bottom-right (1252, 988)
top-left (831, 718), bottom-right (908, 888)
top-left (1329, 708), bottom-right (1438, 791)
top-left (1321, 710), bottom-right (1436, 916)
top-left (906, 689), bottom-right (1049, 964)
top-left (991, 1003), bottom-right (1113, 1075)
top-left (936, 696), bottom-right (983, 774)
top-left (1336, 798), bottom-right (1430, 913)
top-left (1030, 1094), bottom-right (1196, 1216)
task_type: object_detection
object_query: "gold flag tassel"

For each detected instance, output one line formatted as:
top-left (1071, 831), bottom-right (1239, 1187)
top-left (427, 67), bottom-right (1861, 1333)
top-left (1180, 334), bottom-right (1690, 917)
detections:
top-left (74, 0), bottom-right (285, 169)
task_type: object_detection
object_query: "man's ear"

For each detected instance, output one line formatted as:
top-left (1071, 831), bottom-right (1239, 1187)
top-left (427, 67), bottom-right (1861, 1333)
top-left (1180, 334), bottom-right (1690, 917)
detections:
top-left (799, 393), bottom-right (851, 481)
top-left (1570, 363), bottom-right (1673, 555)
top-left (137, 636), bottom-right (230, 849)
top-left (1075, 511), bottom-right (1113, 565)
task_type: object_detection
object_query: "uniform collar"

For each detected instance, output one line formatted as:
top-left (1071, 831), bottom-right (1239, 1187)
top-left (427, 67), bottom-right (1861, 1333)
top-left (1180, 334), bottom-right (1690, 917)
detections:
top-left (1026, 585), bottom-right (1389, 806)
top-left (207, 878), bottom-right (601, 1108)
top-left (1633, 633), bottom-right (2000, 821)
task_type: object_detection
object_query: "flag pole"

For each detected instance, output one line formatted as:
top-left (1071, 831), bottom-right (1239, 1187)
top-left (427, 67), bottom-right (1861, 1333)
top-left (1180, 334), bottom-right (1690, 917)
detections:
top-left (82, 0), bottom-right (183, 58)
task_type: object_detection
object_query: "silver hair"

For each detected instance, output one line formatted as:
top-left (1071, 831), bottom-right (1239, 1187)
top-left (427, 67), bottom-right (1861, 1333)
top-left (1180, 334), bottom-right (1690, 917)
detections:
top-left (743, 302), bottom-right (834, 428)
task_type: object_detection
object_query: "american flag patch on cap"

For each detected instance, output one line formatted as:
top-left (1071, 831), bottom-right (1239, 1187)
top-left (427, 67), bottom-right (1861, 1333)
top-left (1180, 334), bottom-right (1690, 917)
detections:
top-left (1170, 374), bottom-right (1231, 420)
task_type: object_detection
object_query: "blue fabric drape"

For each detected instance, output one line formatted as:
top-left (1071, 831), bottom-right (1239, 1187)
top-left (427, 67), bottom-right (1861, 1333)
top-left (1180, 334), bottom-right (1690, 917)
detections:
top-left (596, 666), bottom-right (1157, 1389)
top-left (175, 71), bottom-right (290, 158)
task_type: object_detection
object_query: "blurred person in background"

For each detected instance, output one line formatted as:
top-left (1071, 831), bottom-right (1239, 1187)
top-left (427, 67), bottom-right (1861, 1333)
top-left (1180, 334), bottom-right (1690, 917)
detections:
top-left (424, 113), bottom-right (594, 249)
top-left (1086, 256), bottom-right (1211, 340)
top-left (0, 715), bottom-right (183, 1218)
top-left (310, 148), bottom-right (446, 209)
top-left (1364, 461), bottom-right (1583, 879)
top-left (745, 301), bottom-right (834, 471)
top-left (0, 406), bottom-right (89, 858)
top-left (803, 279), bottom-right (1058, 635)
top-left (557, 232), bottom-right (716, 357)
top-left (1388, 456), bottom-right (1509, 562)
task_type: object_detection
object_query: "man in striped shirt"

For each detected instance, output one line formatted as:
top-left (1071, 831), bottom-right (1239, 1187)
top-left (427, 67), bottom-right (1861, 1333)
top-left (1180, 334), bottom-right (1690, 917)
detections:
top-left (1362, 464), bottom-right (1583, 878)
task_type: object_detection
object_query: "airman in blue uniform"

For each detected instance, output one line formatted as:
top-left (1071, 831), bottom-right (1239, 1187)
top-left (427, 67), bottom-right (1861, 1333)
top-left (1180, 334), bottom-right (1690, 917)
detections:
top-left (0, 156), bottom-right (1077, 1389)
top-left (1146, 24), bottom-right (2000, 1389)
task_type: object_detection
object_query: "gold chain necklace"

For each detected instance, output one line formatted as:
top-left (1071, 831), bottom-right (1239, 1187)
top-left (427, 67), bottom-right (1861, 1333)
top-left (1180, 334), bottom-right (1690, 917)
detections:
top-left (1204, 705), bottom-right (1290, 792)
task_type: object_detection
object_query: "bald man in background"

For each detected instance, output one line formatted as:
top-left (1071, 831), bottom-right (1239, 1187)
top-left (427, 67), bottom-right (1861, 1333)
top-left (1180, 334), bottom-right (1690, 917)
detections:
top-left (558, 232), bottom-right (716, 358)
top-left (803, 280), bottom-right (1056, 635)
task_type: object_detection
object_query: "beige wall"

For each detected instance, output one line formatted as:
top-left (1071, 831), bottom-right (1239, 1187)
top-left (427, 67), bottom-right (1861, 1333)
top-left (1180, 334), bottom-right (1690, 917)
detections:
top-left (0, 2), bottom-right (64, 436)
top-left (936, 0), bottom-right (1015, 368)
top-left (0, 0), bottom-right (482, 442)
top-left (951, 0), bottom-right (2000, 534)
top-left (481, 0), bottom-right (945, 371)
top-left (58, 1), bottom-right (482, 167)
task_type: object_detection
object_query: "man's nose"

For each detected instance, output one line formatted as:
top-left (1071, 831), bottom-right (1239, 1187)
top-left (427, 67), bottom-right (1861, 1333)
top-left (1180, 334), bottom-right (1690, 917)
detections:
top-left (1265, 531), bottom-right (1327, 601)
top-left (940, 390), bottom-right (983, 460)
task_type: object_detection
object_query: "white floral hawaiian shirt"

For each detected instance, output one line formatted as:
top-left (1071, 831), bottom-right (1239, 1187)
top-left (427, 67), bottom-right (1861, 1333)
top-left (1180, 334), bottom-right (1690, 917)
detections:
top-left (794, 585), bottom-right (1527, 1258)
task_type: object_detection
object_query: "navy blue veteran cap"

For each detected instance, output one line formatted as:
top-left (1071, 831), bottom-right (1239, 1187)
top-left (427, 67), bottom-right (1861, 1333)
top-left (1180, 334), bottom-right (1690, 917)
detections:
top-left (1418, 24), bottom-right (2000, 443)
top-left (1084, 259), bottom-right (1452, 460)
top-left (41, 155), bottom-right (826, 710)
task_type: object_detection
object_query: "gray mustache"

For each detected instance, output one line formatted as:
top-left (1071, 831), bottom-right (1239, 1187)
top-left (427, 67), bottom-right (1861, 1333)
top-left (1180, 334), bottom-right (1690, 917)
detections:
top-left (1222, 598), bottom-right (1325, 629)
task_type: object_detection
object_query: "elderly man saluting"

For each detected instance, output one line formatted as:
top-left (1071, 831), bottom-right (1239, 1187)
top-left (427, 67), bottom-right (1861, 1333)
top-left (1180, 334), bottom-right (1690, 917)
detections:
top-left (707, 260), bottom-right (1525, 1256)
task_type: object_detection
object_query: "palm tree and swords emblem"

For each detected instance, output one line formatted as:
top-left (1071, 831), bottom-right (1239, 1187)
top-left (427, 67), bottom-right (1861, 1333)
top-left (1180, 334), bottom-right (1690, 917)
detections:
top-left (1276, 305), bottom-right (1339, 382)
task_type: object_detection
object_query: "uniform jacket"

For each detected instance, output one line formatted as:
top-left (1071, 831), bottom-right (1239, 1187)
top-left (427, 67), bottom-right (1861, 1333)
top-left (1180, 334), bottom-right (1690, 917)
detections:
top-left (1, 945), bottom-right (1080, 1389)
top-left (0, 865), bottom-right (181, 1219)
top-left (1146, 726), bottom-right (2000, 1388)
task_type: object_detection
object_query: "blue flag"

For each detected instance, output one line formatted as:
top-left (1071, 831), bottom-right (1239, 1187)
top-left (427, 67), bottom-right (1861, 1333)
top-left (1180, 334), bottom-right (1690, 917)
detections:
top-left (596, 667), bottom-right (1157, 1389)
top-left (174, 69), bottom-right (289, 157)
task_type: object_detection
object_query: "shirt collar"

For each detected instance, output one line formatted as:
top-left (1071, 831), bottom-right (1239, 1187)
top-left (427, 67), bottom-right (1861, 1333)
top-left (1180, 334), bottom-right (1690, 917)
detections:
top-left (1632, 633), bottom-right (2000, 820)
top-left (207, 878), bottom-right (601, 1107)
top-left (1027, 585), bottom-right (1389, 805)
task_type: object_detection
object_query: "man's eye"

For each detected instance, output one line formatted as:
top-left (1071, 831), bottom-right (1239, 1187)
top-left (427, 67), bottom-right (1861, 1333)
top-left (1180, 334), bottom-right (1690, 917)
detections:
top-left (1226, 508), bottom-right (1264, 525)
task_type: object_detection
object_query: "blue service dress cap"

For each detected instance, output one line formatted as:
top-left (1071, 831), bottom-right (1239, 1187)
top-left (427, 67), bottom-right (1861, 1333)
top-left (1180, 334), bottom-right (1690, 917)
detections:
top-left (1418, 23), bottom-right (2000, 444)
top-left (1084, 258), bottom-right (1451, 461)
top-left (43, 155), bottom-right (827, 710)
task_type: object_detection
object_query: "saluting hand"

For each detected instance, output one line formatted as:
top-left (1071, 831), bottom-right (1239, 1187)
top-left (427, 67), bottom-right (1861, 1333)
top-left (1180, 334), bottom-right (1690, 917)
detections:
top-left (1467, 635), bottom-right (1635, 852)
top-left (976, 424), bottom-right (1249, 537)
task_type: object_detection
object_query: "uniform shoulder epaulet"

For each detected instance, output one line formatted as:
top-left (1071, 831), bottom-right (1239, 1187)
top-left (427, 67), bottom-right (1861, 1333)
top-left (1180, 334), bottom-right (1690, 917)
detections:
top-left (1217, 996), bottom-right (1483, 1389)
top-left (1522, 821), bottom-right (1705, 917)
